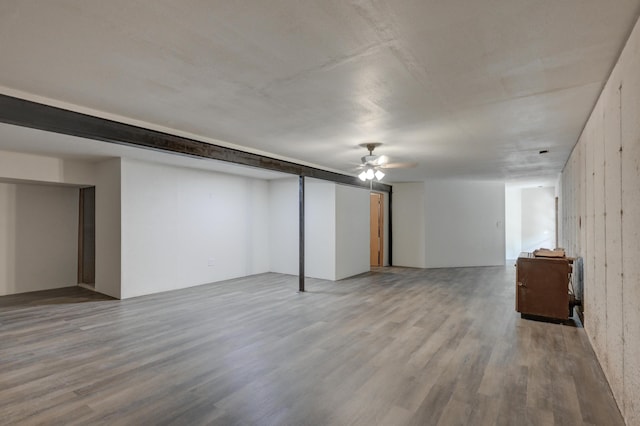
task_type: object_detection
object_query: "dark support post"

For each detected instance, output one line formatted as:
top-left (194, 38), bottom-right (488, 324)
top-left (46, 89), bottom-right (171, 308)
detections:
top-left (299, 176), bottom-right (305, 292)
top-left (388, 188), bottom-right (393, 266)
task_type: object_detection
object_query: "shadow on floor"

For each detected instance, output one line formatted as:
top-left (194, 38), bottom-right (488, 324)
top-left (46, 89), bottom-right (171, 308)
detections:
top-left (0, 286), bottom-right (115, 308)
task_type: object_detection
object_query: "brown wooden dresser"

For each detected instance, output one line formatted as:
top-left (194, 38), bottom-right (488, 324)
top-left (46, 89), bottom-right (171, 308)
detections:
top-left (516, 252), bottom-right (573, 320)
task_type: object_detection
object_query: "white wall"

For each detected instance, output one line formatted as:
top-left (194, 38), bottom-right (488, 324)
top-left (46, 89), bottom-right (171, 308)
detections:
top-left (0, 183), bottom-right (79, 296)
top-left (521, 187), bottom-right (555, 252)
top-left (424, 180), bottom-right (505, 268)
top-left (95, 158), bottom-right (122, 299)
top-left (0, 150), bottom-right (95, 185)
top-left (0, 185), bottom-right (15, 295)
top-left (268, 178), bottom-right (371, 281)
top-left (505, 186), bottom-right (556, 259)
top-left (120, 159), bottom-right (270, 299)
top-left (304, 179), bottom-right (336, 280)
top-left (268, 178), bottom-right (299, 275)
top-left (559, 15), bottom-right (640, 424)
top-left (392, 182), bottom-right (427, 268)
top-left (505, 186), bottom-right (522, 259)
top-left (335, 184), bottom-right (370, 280)
top-left (381, 190), bottom-right (390, 266)
top-left (393, 180), bottom-right (505, 268)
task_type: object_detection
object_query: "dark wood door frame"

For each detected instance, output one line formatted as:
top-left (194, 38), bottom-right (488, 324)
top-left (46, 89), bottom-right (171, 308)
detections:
top-left (78, 186), bottom-right (96, 285)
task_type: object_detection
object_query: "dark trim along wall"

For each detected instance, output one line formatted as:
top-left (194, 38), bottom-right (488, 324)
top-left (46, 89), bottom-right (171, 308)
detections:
top-left (0, 94), bottom-right (391, 192)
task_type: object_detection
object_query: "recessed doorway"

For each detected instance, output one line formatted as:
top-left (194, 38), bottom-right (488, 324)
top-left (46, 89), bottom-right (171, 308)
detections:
top-left (78, 186), bottom-right (95, 286)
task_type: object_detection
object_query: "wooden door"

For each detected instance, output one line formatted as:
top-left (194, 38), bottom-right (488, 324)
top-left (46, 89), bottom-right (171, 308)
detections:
top-left (370, 193), bottom-right (384, 266)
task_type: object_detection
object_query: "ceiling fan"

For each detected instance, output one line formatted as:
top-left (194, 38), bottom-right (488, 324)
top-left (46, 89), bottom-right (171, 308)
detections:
top-left (356, 142), bottom-right (417, 182)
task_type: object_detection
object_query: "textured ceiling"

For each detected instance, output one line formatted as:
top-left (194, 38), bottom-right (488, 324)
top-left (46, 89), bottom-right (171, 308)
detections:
top-left (1, 1), bottom-right (639, 183)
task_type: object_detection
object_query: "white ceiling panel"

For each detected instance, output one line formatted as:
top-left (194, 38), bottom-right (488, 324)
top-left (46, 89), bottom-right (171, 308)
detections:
top-left (0, 0), bottom-right (639, 183)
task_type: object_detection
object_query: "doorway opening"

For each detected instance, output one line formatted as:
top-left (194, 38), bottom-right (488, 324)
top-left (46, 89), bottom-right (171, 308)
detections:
top-left (78, 186), bottom-right (95, 286)
top-left (370, 192), bottom-right (384, 267)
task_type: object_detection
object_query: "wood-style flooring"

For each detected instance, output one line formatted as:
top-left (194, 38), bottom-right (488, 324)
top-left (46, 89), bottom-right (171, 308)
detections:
top-left (0, 266), bottom-right (623, 425)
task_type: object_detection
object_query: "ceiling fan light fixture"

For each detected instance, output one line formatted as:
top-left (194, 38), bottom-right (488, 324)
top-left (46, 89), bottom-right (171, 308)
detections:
top-left (366, 168), bottom-right (375, 180)
top-left (358, 171), bottom-right (367, 181)
top-left (375, 170), bottom-right (385, 180)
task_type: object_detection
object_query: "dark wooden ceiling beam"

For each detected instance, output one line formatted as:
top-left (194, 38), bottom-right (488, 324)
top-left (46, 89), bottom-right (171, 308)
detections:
top-left (0, 94), bottom-right (391, 192)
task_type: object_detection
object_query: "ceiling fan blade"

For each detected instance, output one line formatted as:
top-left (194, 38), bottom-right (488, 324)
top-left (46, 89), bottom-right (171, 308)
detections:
top-left (380, 162), bottom-right (418, 169)
top-left (376, 155), bottom-right (389, 165)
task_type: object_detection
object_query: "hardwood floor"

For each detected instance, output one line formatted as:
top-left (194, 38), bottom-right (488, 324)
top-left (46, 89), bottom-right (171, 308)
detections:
top-left (0, 266), bottom-right (623, 425)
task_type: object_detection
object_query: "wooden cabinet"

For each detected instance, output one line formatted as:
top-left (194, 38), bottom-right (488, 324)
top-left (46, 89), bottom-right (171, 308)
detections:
top-left (516, 252), bottom-right (573, 320)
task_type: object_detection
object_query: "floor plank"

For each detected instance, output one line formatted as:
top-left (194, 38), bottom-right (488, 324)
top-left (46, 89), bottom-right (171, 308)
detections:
top-left (0, 266), bottom-right (624, 425)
